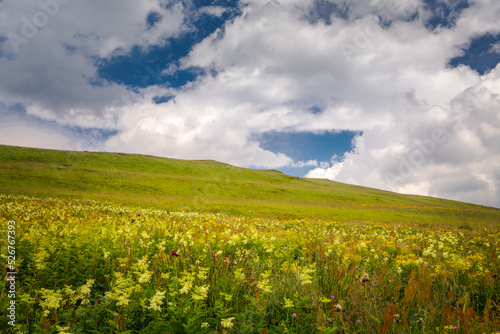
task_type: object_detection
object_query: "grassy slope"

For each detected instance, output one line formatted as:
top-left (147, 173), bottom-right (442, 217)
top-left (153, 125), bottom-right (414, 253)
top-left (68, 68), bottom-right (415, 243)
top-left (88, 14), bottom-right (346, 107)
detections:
top-left (1, 144), bottom-right (499, 227)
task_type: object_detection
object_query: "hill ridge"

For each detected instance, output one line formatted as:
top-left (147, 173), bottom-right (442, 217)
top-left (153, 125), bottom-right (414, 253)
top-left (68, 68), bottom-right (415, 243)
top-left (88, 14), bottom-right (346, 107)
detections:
top-left (1, 144), bottom-right (499, 227)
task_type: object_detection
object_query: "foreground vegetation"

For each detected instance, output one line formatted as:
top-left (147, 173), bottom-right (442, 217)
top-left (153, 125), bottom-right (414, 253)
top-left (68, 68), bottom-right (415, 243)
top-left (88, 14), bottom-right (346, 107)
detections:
top-left (1, 194), bottom-right (499, 333)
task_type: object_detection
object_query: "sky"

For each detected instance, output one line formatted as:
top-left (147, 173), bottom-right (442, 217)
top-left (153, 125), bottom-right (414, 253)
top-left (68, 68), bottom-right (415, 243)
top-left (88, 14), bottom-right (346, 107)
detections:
top-left (0, 0), bottom-right (500, 208)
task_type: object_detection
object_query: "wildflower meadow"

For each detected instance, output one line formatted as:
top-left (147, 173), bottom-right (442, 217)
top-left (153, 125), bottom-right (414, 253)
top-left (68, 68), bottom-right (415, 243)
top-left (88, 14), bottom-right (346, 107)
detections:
top-left (1, 194), bottom-right (499, 333)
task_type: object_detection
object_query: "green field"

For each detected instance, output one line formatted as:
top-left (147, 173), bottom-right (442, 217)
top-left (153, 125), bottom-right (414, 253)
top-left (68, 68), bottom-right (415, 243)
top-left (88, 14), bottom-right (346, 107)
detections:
top-left (0, 144), bottom-right (498, 228)
top-left (0, 144), bottom-right (499, 334)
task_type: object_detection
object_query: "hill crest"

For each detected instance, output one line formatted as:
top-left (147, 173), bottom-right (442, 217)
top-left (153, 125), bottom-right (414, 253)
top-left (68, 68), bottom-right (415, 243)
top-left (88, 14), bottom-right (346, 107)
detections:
top-left (1, 144), bottom-right (499, 227)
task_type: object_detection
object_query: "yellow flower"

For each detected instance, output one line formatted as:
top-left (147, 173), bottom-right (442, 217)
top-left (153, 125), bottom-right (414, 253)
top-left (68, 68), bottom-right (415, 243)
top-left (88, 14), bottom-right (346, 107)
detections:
top-left (298, 264), bottom-right (315, 285)
top-left (107, 272), bottom-right (135, 307)
top-left (56, 325), bottom-right (71, 334)
top-left (148, 290), bottom-right (166, 312)
top-left (19, 293), bottom-right (36, 304)
top-left (179, 283), bottom-right (191, 294)
top-left (138, 270), bottom-right (152, 284)
top-left (284, 298), bottom-right (294, 308)
top-left (197, 267), bottom-right (210, 280)
top-left (39, 288), bottom-right (63, 311)
top-left (192, 285), bottom-right (210, 301)
top-left (76, 278), bottom-right (95, 305)
top-left (234, 268), bottom-right (245, 280)
top-left (221, 292), bottom-right (233, 302)
top-left (221, 317), bottom-right (235, 329)
top-left (35, 249), bottom-right (50, 270)
top-left (257, 271), bottom-right (273, 293)
top-left (117, 295), bottom-right (130, 306)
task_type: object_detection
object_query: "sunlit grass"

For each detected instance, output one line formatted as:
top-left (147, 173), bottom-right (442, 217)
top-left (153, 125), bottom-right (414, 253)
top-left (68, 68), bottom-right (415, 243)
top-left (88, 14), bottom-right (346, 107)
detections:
top-left (1, 144), bottom-right (499, 228)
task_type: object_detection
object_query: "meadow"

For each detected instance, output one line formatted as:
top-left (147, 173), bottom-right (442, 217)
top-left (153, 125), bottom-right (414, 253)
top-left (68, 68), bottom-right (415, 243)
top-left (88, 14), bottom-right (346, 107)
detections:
top-left (1, 194), bottom-right (499, 333)
top-left (1, 145), bottom-right (499, 228)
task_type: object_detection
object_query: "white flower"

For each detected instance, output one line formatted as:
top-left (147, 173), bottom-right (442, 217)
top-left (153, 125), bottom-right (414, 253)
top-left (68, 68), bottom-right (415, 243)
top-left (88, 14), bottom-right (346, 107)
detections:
top-left (221, 317), bottom-right (235, 329)
top-left (139, 271), bottom-right (152, 284)
top-left (148, 290), bottom-right (166, 312)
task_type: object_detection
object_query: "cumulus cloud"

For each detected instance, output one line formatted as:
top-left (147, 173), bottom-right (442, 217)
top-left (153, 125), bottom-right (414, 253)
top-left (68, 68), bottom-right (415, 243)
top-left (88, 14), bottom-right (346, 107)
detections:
top-left (1, 0), bottom-right (188, 58)
top-left (307, 65), bottom-right (500, 207)
top-left (0, 0), bottom-right (499, 207)
top-left (0, 0), bottom-right (190, 126)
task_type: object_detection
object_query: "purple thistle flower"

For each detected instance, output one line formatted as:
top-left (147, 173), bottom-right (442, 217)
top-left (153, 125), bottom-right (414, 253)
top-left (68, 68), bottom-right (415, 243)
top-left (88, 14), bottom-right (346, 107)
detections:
top-left (292, 313), bottom-right (297, 318)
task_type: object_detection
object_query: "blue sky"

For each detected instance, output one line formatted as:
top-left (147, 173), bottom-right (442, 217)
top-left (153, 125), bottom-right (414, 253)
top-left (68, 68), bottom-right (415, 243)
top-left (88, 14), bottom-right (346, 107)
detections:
top-left (253, 130), bottom-right (359, 177)
top-left (1, 0), bottom-right (500, 207)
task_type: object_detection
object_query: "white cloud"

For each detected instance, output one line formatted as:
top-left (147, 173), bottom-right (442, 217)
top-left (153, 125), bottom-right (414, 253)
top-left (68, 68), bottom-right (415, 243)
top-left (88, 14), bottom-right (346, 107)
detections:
top-left (1, 0), bottom-right (187, 58)
top-left (0, 118), bottom-right (76, 150)
top-left (0, 104), bottom-right (105, 151)
top-left (197, 6), bottom-right (227, 18)
top-left (491, 42), bottom-right (500, 55)
top-left (308, 65), bottom-right (500, 207)
top-left (290, 160), bottom-right (318, 168)
top-left (0, 0), bottom-right (188, 124)
top-left (1, 0), bottom-right (500, 206)
top-left (307, 161), bottom-right (344, 180)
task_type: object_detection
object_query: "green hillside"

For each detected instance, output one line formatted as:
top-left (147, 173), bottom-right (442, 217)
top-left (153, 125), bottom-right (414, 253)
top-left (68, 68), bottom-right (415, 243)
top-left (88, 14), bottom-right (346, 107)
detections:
top-left (0, 144), bottom-right (498, 227)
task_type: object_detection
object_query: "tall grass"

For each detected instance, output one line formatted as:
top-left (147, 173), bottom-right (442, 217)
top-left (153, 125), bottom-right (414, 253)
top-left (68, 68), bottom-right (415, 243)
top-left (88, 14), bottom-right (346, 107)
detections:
top-left (1, 194), bottom-right (499, 333)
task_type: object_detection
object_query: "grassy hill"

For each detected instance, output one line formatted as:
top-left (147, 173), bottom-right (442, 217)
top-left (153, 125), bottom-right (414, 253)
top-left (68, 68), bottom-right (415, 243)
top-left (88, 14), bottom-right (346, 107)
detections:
top-left (0, 144), bottom-right (499, 227)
